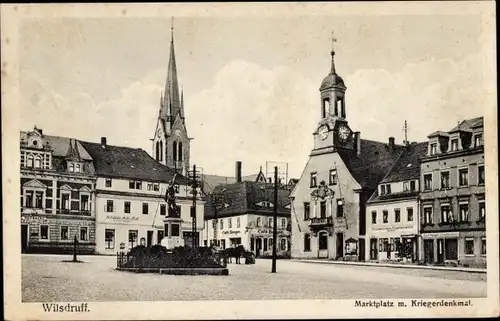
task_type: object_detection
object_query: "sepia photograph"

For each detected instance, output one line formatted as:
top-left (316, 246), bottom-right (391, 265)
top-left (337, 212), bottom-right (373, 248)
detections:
top-left (2, 2), bottom-right (498, 320)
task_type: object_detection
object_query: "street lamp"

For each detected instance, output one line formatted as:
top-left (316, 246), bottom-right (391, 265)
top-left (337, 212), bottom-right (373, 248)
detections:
top-left (211, 187), bottom-right (227, 248)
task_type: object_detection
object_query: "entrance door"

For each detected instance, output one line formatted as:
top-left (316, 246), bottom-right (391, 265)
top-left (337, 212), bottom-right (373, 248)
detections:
top-left (147, 231), bottom-right (153, 247)
top-left (370, 238), bottom-right (378, 260)
top-left (437, 239), bottom-right (445, 264)
top-left (358, 239), bottom-right (365, 261)
top-left (157, 230), bottom-right (164, 244)
top-left (424, 239), bottom-right (434, 264)
top-left (21, 225), bottom-right (28, 253)
top-left (386, 238), bottom-right (392, 259)
top-left (336, 233), bottom-right (344, 259)
top-left (318, 232), bottom-right (328, 258)
top-left (445, 238), bottom-right (458, 261)
top-left (255, 238), bottom-right (262, 257)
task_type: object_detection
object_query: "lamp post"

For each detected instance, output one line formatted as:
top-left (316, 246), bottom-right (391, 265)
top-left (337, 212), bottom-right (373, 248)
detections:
top-left (212, 188), bottom-right (227, 248)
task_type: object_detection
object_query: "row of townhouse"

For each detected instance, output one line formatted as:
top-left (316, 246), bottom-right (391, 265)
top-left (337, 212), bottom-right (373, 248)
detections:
top-left (20, 127), bottom-right (205, 255)
top-left (365, 117), bottom-right (485, 268)
top-left (289, 43), bottom-right (486, 268)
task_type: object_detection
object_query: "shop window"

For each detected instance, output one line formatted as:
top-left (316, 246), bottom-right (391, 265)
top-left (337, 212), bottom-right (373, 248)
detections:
top-left (80, 227), bottom-right (88, 241)
top-left (304, 202), bottom-right (311, 220)
top-left (128, 230), bottom-right (138, 248)
top-left (371, 211), bottom-right (377, 224)
top-left (124, 201), bottom-right (131, 214)
top-left (105, 229), bottom-right (115, 249)
top-left (60, 226), bottom-right (69, 240)
top-left (464, 238), bottom-right (474, 255)
top-left (382, 210), bottom-right (388, 223)
top-left (171, 224), bottom-right (180, 237)
top-left (394, 209), bottom-right (401, 223)
top-left (304, 234), bottom-right (311, 252)
top-left (407, 207), bottom-right (414, 221)
top-left (40, 225), bottom-right (49, 240)
top-left (280, 239), bottom-right (287, 251)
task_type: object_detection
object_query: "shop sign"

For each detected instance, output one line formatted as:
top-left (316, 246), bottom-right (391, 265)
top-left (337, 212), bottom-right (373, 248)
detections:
top-left (222, 230), bottom-right (241, 235)
top-left (21, 215), bottom-right (47, 223)
top-left (422, 232), bottom-right (460, 239)
top-left (372, 225), bottom-right (415, 232)
top-left (105, 215), bottom-right (139, 223)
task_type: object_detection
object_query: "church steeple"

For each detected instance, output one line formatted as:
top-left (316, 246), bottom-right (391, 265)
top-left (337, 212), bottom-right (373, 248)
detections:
top-left (161, 19), bottom-right (183, 125)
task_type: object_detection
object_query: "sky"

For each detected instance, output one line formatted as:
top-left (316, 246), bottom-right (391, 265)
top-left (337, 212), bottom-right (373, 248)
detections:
top-left (19, 10), bottom-right (494, 179)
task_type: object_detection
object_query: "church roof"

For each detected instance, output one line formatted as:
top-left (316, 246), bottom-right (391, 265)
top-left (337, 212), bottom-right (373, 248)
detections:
top-left (337, 139), bottom-right (404, 191)
top-left (79, 141), bottom-right (184, 183)
top-left (203, 181), bottom-right (291, 219)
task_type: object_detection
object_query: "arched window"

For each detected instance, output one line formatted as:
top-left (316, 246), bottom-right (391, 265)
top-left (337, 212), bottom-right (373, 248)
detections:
top-left (280, 238), bottom-right (287, 251)
top-left (155, 142), bottom-right (160, 161)
top-left (173, 141), bottom-right (177, 162)
top-left (69, 163), bottom-right (74, 172)
top-left (75, 164), bottom-right (81, 173)
top-left (178, 142), bottom-right (183, 161)
top-left (159, 141), bottom-right (163, 161)
top-left (34, 156), bottom-right (42, 168)
top-left (27, 154), bottom-right (34, 167)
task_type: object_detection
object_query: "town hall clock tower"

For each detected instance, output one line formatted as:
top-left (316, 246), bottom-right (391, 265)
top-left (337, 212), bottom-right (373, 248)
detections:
top-left (311, 38), bottom-right (356, 156)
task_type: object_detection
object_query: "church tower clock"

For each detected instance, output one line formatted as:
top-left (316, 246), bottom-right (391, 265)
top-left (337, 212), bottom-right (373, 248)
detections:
top-left (152, 23), bottom-right (191, 176)
top-left (312, 36), bottom-right (356, 155)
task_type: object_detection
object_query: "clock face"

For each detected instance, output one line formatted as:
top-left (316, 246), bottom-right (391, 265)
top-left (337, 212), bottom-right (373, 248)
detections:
top-left (318, 125), bottom-right (329, 140)
top-left (338, 125), bottom-right (350, 140)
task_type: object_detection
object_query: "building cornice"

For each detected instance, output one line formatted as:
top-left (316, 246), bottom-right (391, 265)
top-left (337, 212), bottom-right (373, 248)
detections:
top-left (420, 146), bottom-right (484, 162)
top-left (95, 189), bottom-right (204, 202)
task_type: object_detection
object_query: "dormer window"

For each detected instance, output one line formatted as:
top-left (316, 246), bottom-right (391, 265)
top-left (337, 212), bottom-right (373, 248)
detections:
top-left (451, 139), bottom-right (459, 151)
top-left (75, 164), bottom-right (81, 173)
top-left (430, 143), bottom-right (437, 155)
top-left (27, 155), bottom-right (34, 168)
top-left (474, 134), bottom-right (483, 147)
top-left (69, 163), bottom-right (74, 172)
top-left (403, 181), bottom-right (409, 192)
top-left (380, 185), bottom-right (386, 195)
top-left (34, 156), bottom-right (42, 169)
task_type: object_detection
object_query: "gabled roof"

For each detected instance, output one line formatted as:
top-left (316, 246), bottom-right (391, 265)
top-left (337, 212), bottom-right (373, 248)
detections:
top-left (201, 171), bottom-right (267, 194)
top-left (338, 139), bottom-right (404, 191)
top-left (204, 181), bottom-right (291, 219)
top-left (449, 117), bottom-right (483, 132)
top-left (79, 141), bottom-right (183, 183)
top-left (20, 131), bottom-right (93, 160)
top-left (427, 131), bottom-right (450, 138)
top-left (380, 142), bottom-right (428, 183)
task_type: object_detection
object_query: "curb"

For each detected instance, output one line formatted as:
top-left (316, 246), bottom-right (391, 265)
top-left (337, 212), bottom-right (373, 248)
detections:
top-left (292, 260), bottom-right (487, 273)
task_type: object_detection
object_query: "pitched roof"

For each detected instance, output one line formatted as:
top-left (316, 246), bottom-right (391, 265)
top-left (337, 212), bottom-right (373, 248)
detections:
top-left (79, 141), bottom-right (183, 182)
top-left (338, 139), bottom-right (404, 191)
top-left (204, 181), bottom-right (291, 219)
top-left (380, 142), bottom-right (428, 183)
top-left (201, 171), bottom-right (266, 194)
top-left (20, 131), bottom-right (93, 160)
top-left (449, 117), bottom-right (484, 132)
top-left (427, 130), bottom-right (450, 138)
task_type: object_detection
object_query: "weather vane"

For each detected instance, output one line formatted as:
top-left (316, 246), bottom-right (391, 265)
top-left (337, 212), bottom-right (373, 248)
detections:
top-left (331, 31), bottom-right (338, 52)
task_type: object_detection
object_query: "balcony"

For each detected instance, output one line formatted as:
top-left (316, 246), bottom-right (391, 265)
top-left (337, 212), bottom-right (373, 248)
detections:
top-left (309, 216), bottom-right (333, 227)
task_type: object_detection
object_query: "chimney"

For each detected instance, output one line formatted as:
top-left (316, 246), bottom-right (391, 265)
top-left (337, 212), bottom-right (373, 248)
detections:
top-left (354, 131), bottom-right (361, 156)
top-left (101, 137), bottom-right (107, 148)
top-left (389, 137), bottom-right (395, 149)
top-left (235, 161), bottom-right (242, 183)
top-left (38, 128), bottom-right (43, 135)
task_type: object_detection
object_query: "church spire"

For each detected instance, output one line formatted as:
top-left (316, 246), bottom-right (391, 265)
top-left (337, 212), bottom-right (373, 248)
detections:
top-left (162, 17), bottom-right (181, 125)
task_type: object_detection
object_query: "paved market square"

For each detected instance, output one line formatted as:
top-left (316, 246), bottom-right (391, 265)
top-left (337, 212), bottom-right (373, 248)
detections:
top-left (22, 255), bottom-right (486, 302)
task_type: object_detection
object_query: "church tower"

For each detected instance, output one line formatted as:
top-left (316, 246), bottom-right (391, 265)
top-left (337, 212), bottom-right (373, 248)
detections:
top-left (152, 22), bottom-right (191, 176)
top-left (312, 36), bottom-right (356, 154)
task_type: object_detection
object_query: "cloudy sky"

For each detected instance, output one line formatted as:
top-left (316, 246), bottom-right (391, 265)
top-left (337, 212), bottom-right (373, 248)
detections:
top-left (18, 4), bottom-right (494, 178)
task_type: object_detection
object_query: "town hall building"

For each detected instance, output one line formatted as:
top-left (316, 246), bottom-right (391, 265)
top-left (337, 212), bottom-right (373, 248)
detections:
top-left (290, 41), bottom-right (404, 261)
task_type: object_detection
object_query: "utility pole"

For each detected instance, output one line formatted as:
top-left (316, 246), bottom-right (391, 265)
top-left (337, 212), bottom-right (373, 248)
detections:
top-left (191, 164), bottom-right (198, 248)
top-left (403, 120), bottom-right (409, 145)
top-left (271, 166), bottom-right (278, 273)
